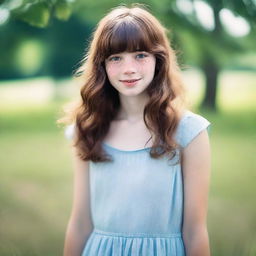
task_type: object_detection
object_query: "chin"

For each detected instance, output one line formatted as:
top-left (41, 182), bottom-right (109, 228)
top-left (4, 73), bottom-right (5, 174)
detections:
top-left (121, 87), bottom-right (140, 94)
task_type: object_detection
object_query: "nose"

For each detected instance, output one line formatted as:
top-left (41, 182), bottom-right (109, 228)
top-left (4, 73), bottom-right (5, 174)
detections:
top-left (122, 57), bottom-right (137, 75)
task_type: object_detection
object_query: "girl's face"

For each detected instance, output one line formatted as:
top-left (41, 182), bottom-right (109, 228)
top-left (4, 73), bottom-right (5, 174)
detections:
top-left (105, 51), bottom-right (156, 97)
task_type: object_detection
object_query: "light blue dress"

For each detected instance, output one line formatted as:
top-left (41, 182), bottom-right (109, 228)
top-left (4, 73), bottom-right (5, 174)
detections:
top-left (75, 110), bottom-right (211, 256)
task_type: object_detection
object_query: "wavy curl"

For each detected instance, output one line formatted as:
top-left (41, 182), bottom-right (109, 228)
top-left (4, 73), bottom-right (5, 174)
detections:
top-left (58, 4), bottom-right (187, 162)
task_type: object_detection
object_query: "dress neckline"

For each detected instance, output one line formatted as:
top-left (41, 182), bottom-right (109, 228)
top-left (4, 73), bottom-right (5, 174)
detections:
top-left (102, 142), bottom-right (152, 153)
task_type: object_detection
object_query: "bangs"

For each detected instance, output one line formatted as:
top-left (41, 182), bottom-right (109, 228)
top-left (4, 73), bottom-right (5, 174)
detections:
top-left (103, 20), bottom-right (154, 58)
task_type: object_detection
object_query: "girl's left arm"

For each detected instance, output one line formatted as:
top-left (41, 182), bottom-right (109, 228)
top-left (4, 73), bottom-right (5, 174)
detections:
top-left (182, 129), bottom-right (211, 256)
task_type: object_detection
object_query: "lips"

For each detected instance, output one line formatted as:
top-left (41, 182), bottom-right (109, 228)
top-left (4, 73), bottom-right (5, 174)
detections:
top-left (119, 78), bottom-right (141, 83)
top-left (119, 78), bottom-right (141, 87)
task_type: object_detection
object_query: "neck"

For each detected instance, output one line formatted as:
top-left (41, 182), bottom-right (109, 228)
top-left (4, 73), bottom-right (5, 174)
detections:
top-left (117, 93), bottom-right (149, 123)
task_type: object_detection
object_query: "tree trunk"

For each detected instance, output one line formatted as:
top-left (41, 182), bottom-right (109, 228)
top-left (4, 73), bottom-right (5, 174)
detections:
top-left (201, 59), bottom-right (219, 111)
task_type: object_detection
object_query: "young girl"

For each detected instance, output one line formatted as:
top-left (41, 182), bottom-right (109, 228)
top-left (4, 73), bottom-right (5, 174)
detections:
top-left (62, 4), bottom-right (211, 256)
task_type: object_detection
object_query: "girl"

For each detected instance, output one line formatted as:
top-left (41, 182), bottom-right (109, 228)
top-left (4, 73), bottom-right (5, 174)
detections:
top-left (61, 4), bottom-right (211, 256)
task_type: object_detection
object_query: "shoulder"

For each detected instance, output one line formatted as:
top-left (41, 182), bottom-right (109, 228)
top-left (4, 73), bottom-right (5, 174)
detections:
top-left (175, 110), bottom-right (211, 149)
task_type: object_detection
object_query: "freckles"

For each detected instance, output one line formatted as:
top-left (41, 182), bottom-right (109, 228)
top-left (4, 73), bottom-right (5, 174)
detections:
top-left (105, 64), bottom-right (116, 77)
top-left (140, 59), bottom-right (155, 71)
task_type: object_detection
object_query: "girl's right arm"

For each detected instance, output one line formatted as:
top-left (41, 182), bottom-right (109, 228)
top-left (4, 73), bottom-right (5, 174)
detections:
top-left (63, 147), bottom-right (93, 256)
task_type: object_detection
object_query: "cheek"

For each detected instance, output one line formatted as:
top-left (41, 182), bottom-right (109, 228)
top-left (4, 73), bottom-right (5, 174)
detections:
top-left (105, 64), bottom-right (117, 79)
top-left (141, 59), bottom-right (156, 75)
top-left (150, 61), bottom-right (156, 74)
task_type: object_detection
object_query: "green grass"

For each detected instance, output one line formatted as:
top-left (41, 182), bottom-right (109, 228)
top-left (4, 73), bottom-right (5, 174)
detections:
top-left (0, 103), bottom-right (73, 256)
top-left (202, 111), bottom-right (256, 256)
top-left (0, 71), bottom-right (256, 255)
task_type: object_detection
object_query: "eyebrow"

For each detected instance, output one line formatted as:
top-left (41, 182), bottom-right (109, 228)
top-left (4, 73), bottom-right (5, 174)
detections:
top-left (107, 50), bottom-right (147, 58)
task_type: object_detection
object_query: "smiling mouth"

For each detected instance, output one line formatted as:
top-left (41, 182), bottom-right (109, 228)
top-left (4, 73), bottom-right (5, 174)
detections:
top-left (119, 78), bottom-right (141, 87)
top-left (119, 78), bottom-right (141, 83)
top-left (120, 78), bottom-right (141, 83)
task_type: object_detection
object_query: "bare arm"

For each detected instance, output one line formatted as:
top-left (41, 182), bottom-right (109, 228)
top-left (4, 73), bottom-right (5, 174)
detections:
top-left (63, 147), bottom-right (93, 256)
top-left (182, 129), bottom-right (211, 256)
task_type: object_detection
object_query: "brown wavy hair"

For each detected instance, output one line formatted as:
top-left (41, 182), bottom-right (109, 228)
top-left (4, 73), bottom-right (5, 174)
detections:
top-left (58, 4), bottom-right (187, 162)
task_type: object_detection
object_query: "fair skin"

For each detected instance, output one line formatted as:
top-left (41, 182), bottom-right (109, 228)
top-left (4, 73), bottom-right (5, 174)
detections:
top-left (63, 147), bottom-right (93, 256)
top-left (103, 51), bottom-right (156, 149)
top-left (63, 50), bottom-right (211, 255)
top-left (105, 51), bottom-right (156, 99)
top-left (182, 130), bottom-right (211, 256)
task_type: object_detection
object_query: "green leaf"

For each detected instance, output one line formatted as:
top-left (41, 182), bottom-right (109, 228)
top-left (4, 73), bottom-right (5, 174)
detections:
top-left (54, 1), bottom-right (72, 20)
top-left (12, 2), bottom-right (50, 27)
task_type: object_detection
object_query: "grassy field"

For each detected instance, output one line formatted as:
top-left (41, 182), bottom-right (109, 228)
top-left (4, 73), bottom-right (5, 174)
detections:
top-left (0, 71), bottom-right (256, 255)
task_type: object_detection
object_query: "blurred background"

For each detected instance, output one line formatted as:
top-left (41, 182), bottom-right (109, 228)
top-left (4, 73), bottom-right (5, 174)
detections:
top-left (0, 0), bottom-right (255, 255)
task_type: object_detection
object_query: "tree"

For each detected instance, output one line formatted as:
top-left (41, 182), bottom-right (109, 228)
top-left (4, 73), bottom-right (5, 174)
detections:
top-left (0, 0), bottom-right (74, 27)
top-left (159, 0), bottom-right (256, 111)
top-left (0, 0), bottom-right (92, 79)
